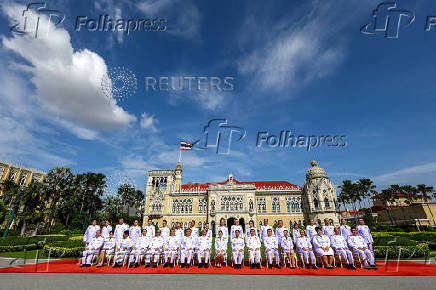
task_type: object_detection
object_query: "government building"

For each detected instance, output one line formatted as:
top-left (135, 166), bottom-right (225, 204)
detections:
top-left (143, 160), bottom-right (340, 231)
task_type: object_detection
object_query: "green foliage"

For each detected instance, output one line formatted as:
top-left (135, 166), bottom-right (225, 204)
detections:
top-left (42, 245), bottom-right (83, 257)
top-left (374, 243), bottom-right (430, 258)
top-left (0, 244), bottom-right (39, 252)
top-left (0, 201), bottom-right (8, 224)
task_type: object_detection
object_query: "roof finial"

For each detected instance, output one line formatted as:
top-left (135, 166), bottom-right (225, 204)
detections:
top-left (311, 160), bottom-right (318, 167)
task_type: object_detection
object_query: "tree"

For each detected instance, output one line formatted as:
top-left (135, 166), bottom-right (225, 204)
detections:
top-left (378, 186), bottom-right (399, 228)
top-left (416, 184), bottom-right (435, 225)
top-left (17, 181), bottom-right (47, 235)
top-left (102, 196), bottom-right (128, 223)
top-left (0, 180), bottom-right (20, 206)
top-left (117, 184), bottom-right (144, 216)
top-left (357, 178), bottom-right (377, 214)
top-left (0, 201), bottom-right (8, 225)
top-left (338, 180), bottom-right (360, 224)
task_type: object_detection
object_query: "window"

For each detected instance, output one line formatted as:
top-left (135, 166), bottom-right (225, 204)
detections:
top-left (286, 199), bottom-right (291, 213)
top-left (324, 197), bottom-right (330, 208)
top-left (220, 195), bottom-right (243, 212)
top-left (198, 198), bottom-right (207, 213)
top-left (257, 198), bottom-right (266, 213)
top-left (314, 198), bottom-right (319, 208)
top-left (272, 197), bottom-right (280, 213)
top-left (172, 199), bottom-right (193, 214)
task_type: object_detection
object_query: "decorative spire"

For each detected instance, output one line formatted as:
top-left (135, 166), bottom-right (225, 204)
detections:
top-left (311, 160), bottom-right (318, 167)
top-left (175, 162), bottom-right (182, 172)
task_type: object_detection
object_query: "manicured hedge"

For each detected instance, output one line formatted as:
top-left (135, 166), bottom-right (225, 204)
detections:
top-left (42, 245), bottom-right (83, 257)
top-left (0, 235), bottom-right (68, 247)
top-left (374, 243), bottom-right (430, 258)
top-left (0, 244), bottom-right (40, 252)
top-left (373, 236), bottom-right (419, 246)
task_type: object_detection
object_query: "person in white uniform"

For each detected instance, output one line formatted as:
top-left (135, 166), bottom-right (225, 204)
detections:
top-left (180, 228), bottom-right (196, 268)
top-left (130, 229), bottom-right (151, 267)
top-left (164, 229), bottom-right (180, 268)
top-left (230, 219), bottom-right (243, 239)
top-left (83, 219), bottom-right (100, 247)
top-left (97, 230), bottom-right (116, 267)
top-left (246, 228), bottom-right (261, 269)
top-left (204, 223), bottom-right (213, 240)
top-left (295, 229), bottom-right (317, 269)
top-left (196, 230), bottom-right (212, 268)
top-left (357, 218), bottom-right (374, 253)
top-left (348, 228), bottom-right (377, 269)
top-left (321, 218), bottom-right (335, 239)
top-left (113, 230), bottom-right (133, 267)
top-left (129, 219), bottom-right (142, 243)
top-left (175, 222), bottom-right (184, 243)
top-left (280, 230), bottom-right (296, 268)
top-left (81, 230), bottom-right (104, 267)
top-left (275, 220), bottom-right (288, 250)
top-left (160, 220), bottom-right (170, 240)
top-left (114, 218), bottom-right (129, 242)
top-left (216, 218), bottom-right (229, 239)
top-left (330, 227), bottom-right (356, 269)
top-left (260, 219), bottom-right (272, 242)
top-left (264, 228), bottom-right (280, 269)
top-left (215, 230), bottom-right (228, 268)
top-left (189, 220), bottom-right (199, 238)
top-left (144, 219), bottom-right (155, 238)
top-left (305, 219), bottom-right (317, 241)
top-left (292, 223), bottom-right (300, 245)
top-left (149, 230), bottom-right (165, 268)
top-left (231, 230), bottom-right (245, 268)
top-left (101, 220), bottom-right (112, 239)
top-left (245, 220), bottom-right (258, 240)
top-left (339, 218), bottom-right (352, 241)
top-left (312, 227), bottom-right (334, 269)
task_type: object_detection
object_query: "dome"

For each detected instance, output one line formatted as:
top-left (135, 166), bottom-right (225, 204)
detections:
top-left (306, 160), bottom-right (327, 180)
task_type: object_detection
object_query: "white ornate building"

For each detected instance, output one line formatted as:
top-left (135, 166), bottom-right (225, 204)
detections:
top-left (143, 160), bottom-right (340, 230)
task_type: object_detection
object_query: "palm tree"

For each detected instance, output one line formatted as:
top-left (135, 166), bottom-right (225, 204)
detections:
top-left (416, 184), bottom-right (435, 226)
top-left (338, 180), bottom-right (360, 224)
top-left (18, 181), bottom-right (47, 235)
top-left (378, 186), bottom-right (399, 228)
top-left (357, 178), bottom-right (377, 215)
top-left (0, 180), bottom-right (20, 206)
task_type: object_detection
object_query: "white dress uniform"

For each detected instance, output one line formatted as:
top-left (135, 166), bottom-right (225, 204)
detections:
top-left (296, 235), bottom-right (316, 265)
top-left (190, 227), bottom-right (199, 237)
top-left (330, 234), bottom-right (354, 265)
top-left (216, 226), bottom-right (229, 239)
top-left (263, 235), bottom-right (280, 266)
top-left (347, 235), bottom-right (375, 266)
top-left (101, 225), bottom-right (112, 239)
top-left (357, 225), bottom-right (374, 252)
top-left (231, 236), bottom-right (245, 265)
top-left (205, 229), bottom-right (212, 240)
top-left (245, 227), bottom-right (259, 240)
top-left (280, 235), bottom-right (294, 254)
top-left (275, 226), bottom-right (288, 246)
top-left (340, 225), bottom-right (352, 241)
top-left (160, 226), bottom-right (170, 240)
top-left (130, 235), bottom-right (152, 264)
top-left (83, 225), bottom-right (100, 246)
top-left (312, 234), bottom-right (334, 256)
top-left (230, 225), bottom-right (243, 239)
top-left (181, 235), bottom-right (196, 265)
top-left (292, 229), bottom-right (300, 244)
top-left (144, 225), bottom-right (155, 237)
top-left (114, 223), bottom-right (129, 241)
top-left (81, 236), bottom-right (104, 265)
top-left (164, 235), bottom-right (180, 264)
top-left (149, 236), bottom-right (165, 263)
top-left (129, 225), bottom-right (142, 243)
top-left (102, 236), bottom-right (116, 255)
top-left (246, 235), bottom-right (261, 264)
top-left (321, 225), bottom-right (335, 238)
top-left (260, 224), bottom-right (272, 241)
top-left (175, 228), bottom-right (184, 243)
top-left (114, 236), bottom-right (133, 264)
top-left (215, 236), bottom-right (228, 260)
top-left (196, 235), bottom-right (212, 264)
top-left (305, 225), bottom-right (317, 241)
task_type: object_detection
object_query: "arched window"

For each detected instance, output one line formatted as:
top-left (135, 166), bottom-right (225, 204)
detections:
top-left (314, 198), bottom-right (319, 208)
top-left (286, 200), bottom-right (291, 212)
top-left (272, 197), bottom-right (280, 213)
top-left (324, 197), bottom-right (330, 208)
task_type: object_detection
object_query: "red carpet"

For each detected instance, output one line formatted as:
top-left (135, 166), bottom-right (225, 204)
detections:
top-left (1, 260), bottom-right (435, 276)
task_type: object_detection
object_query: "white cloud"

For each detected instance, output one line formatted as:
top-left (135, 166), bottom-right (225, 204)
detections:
top-left (1, 3), bottom-right (137, 139)
top-left (373, 163), bottom-right (436, 187)
top-left (140, 112), bottom-right (158, 132)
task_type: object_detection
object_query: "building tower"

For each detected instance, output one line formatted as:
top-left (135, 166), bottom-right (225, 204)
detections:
top-left (302, 160), bottom-right (340, 225)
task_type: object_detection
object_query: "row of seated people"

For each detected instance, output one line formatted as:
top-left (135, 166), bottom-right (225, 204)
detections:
top-left (80, 226), bottom-right (376, 270)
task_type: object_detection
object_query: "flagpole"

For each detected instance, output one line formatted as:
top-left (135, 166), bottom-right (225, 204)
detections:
top-left (178, 149), bottom-right (182, 163)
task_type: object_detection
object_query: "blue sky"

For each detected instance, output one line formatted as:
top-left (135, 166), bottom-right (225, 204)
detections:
top-left (1, 0), bottom-right (436, 202)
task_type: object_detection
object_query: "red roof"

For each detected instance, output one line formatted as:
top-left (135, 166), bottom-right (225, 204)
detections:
top-left (371, 192), bottom-right (425, 199)
top-left (180, 178), bottom-right (300, 191)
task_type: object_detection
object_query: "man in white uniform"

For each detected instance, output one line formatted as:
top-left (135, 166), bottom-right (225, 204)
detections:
top-left (150, 230), bottom-right (165, 268)
top-left (245, 220), bottom-right (258, 240)
top-left (357, 218), bottom-right (374, 253)
top-left (204, 223), bottom-right (213, 239)
top-left (231, 230), bottom-right (245, 268)
top-left (321, 218), bottom-right (335, 239)
top-left (230, 219), bottom-right (243, 239)
top-left (339, 218), bottom-right (352, 241)
top-left (196, 230), bottom-right (212, 268)
top-left (260, 219), bottom-right (272, 242)
top-left (275, 220), bottom-right (288, 250)
top-left (160, 220), bottom-right (170, 240)
top-left (215, 230), bottom-right (228, 268)
top-left (292, 223), bottom-right (301, 245)
top-left (81, 230), bottom-right (104, 267)
top-left (312, 227), bottom-right (334, 269)
top-left (246, 228), bottom-right (261, 269)
top-left (348, 228), bottom-right (377, 269)
top-left (130, 229), bottom-right (151, 267)
top-left (114, 218), bottom-right (129, 242)
top-left (296, 229), bottom-right (317, 269)
top-left (129, 219), bottom-right (142, 243)
top-left (101, 220), bottom-right (112, 239)
top-left (144, 219), bottom-right (155, 238)
top-left (305, 219), bottom-right (317, 241)
top-left (83, 219), bottom-right (100, 247)
top-left (330, 227), bottom-right (356, 269)
top-left (264, 228), bottom-right (280, 269)
top-left (175, 222), bottom-right (184, 243)
top-left (113, 230), bottom-right (133, 267)
top-left (189, 220), bottom-right (199, 238)
top-left (97, 230), bottom-right (116, 267)
top-left (180, 228), bottom-right (196, 268)
top-left (164, 229), bottom-right (180, 268)
top-left (216, 218), bottom-right (228, 239)
top-left (280, 230), bottom-right (296, 268)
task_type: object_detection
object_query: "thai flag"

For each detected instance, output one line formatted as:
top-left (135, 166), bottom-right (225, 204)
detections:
top-left (180, 140), bottom-right (193, 150)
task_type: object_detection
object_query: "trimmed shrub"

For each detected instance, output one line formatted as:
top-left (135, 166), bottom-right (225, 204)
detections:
top-left (0, 244), bottom-right (39, 252)
top-left (42, 245), bottom-right (83, 257)
top-left (374, 243), bottom-right (430, 258)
